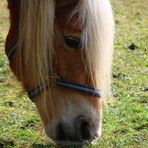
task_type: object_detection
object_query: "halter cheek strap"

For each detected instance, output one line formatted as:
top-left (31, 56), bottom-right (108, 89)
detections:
top-left (7, 43), bottom-right (101, 102)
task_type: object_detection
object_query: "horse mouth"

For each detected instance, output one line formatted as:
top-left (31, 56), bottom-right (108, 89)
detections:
top-left (54, 139), bottom-right (99, 147)
top-left (55, 140), bottom-right (83, 146)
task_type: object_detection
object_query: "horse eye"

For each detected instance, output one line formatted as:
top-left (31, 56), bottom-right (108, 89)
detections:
top-left (64, 36), bottom-right (81, 50)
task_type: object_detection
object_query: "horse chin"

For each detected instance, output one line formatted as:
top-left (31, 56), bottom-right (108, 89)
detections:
top-left (45, 98), bottom-right (102, 144)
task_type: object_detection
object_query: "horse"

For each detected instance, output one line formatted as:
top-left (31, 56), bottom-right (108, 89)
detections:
top-left (5, 0), bottom-right (114, 144)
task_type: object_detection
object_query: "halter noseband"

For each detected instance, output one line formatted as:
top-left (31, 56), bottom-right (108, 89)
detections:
top-left (7, 43), bottom-right (101, 102)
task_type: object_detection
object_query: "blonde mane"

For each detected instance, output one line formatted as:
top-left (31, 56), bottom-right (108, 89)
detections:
top-left (17, 0), bottom-right (114, 104)
top-left (79, 0), bottom-right (114, 98)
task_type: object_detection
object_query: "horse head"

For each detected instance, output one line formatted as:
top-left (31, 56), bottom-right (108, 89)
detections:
top-left (5, 0), bottom-right (114, 143)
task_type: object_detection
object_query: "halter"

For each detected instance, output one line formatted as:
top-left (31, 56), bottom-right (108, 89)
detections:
top-left (7, 43), bottom-right (101, 102)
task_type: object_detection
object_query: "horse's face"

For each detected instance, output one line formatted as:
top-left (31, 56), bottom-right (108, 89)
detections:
top-left (6, 0), bottom-right (114, 143)
top-left (43, 4), bottom-right (102, 140)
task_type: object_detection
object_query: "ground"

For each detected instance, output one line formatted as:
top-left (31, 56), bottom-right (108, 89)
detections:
top-left (0, 0), bottom-right (147, 147)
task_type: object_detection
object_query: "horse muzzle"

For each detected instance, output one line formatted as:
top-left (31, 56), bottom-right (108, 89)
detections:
top-left (45, 114), bottom-right (102, 145)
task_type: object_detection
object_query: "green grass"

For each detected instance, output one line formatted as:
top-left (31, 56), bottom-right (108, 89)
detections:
top-left (0, 0), bottom-right (148, 147)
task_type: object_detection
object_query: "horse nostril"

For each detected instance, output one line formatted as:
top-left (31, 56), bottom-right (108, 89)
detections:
top-left (80, 121), bottom-right (91, 140)
top-left (56, 123), bottom-right (66, 141)
top-left (75, 116), bottom-right (92, 141)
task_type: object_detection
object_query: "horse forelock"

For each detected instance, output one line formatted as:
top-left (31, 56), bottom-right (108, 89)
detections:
top-left (78, 0), bottom-right (115, 99)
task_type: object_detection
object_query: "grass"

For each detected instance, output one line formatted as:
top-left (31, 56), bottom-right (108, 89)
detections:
top-left (0, 0), bottom-right (148, 147)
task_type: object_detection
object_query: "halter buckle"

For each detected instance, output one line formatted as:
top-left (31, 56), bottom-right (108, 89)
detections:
top-left (49, 73), bottom-right (60, 87)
